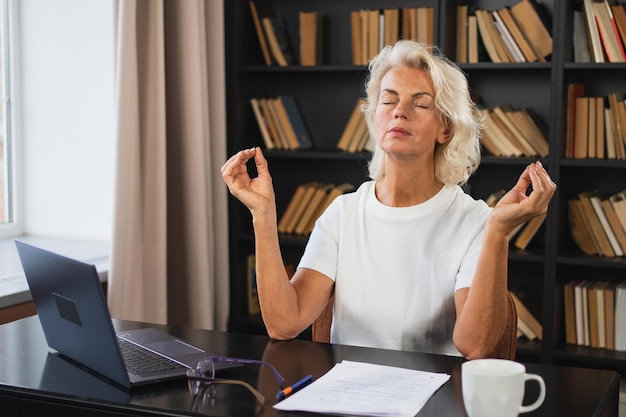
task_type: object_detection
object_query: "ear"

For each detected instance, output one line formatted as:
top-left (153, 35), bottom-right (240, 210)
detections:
top-left (437, 127), bottom-right (451, 144)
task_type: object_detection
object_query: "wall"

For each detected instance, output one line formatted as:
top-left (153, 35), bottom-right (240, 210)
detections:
top-left (17, 0), bottom-right (115, 241)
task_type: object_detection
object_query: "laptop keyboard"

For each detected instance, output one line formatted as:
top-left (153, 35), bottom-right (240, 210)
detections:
top-left (118, 337), bottom-right (186, 376)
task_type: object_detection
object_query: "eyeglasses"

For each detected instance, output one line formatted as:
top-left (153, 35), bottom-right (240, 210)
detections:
top-left (186, 356), bottom-right (285, 404)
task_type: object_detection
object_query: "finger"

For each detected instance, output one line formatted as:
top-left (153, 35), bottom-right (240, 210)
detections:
top-left (253, 147), bottom-right (271, 178)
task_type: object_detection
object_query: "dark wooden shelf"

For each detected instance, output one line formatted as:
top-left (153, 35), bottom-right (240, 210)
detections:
top-left (226, 0), bottom-right (626, 374)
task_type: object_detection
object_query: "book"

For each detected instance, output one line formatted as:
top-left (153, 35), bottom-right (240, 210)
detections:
top-left (604, 281), bottom-right (618, 350)
top-left (509, 0), bottom-right (553, 60)
top-left (246, 254), bottom-right (259, 315)
top-left (250, 98), bottom-right (276, 150)
top-left (279, 95), bottom-right (314, 150)
top-left (516, 314), bottom-right (538, 340)
top-left (350, 10), bottom-right (362, 65)
top-left (456, 5), bottom-right (468, 63)
top-left (615, 282), bottom-right (626, 351)
top-left (608, 92), bottom-right (626, 160)
top-left (248, 0), bottom-right (274, 66)
top-left (582, 0), bottom-right (606, 62)
top-left (383, 8), bottom-right (400, 48)
top-left (588, 282), bottom-right (600, 347)
top-left (510, 287), bottom-right (542, 340)
top-left (513, 213), bottom-right (546, 250)
top-left (609, 191), bottom-right (626, 233)
top-left (568, 199), bottom-right (599, 255)
top-left (564, 280), bottom-right (578, 345)
top-left (594, 96), bottom-right (605, 159)
top-left (299, 11), bottom-right (323, 66)
top-left (587, 96), bottom-right (597, 159)
top-left (468, 14), bottom-right (479, 63)
top-left (262, 16), bottom-right (295, 66)
top-left (573, 10), bottom-right (592, 63)
top-left (588, 192), bottom-right (623, 256)
top-left (497, 6), bottom-right (539, 62)
top-left (573, 96), bottom-right (589, 159)
top-left (574, 280), bottom-right (588, 346)
top-left (492, 106), bottom-right (538, 156)
top-left (565, 83), bottom-right (585, 158)
top-left (605, 107), bottom-right (617, 159)
top-left (601, 198), bottom-right (626, 255)
top-left (612, 4), bottom-right (626, 47)
top-left (591, 1), bottom-right (626, 63)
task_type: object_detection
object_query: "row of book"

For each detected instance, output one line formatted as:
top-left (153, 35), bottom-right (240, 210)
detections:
top-left (455, 0), bottom-right (552, 64)
top-left (350, 7), bottom-right (434, 66)
top-left (563, 280), bottom-right (626, 351)
top-left (480, 105), bottom-right (549, 158)
top-left (565, 84), bottom-right (626, 160)
top-left (568, 190), bottom-right (626, 258)
top-left (278, 182), bottom-right (355, 236)
top-left (573, 1), bottom-right (626, 63)
top-left (249, 1), bottom-right (323, 66)
top-left (250, 96), bottom-right (313, 151)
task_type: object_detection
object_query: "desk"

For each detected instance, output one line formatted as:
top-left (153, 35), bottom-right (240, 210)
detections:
top-left (0, 316), bottom-right (619, 417)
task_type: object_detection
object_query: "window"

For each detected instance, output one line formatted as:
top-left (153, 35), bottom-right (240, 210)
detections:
top-left (0, 0), bottom-right (11, 229)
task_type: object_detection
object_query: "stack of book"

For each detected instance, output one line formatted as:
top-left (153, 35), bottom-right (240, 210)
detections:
top-left (480, 105), bottom-right (549, 157)
top-left (350, 7), bottom-right (434, 65)
top-left (565, 84), bottom-right (626, 160)
top-left (278, 182), bottom-right (355, 235)
top-left (336, 98), bottom-right (373, 153)
top-left (573, 1), bottom-right (626, 63)
top-left (455, 0), bottom-right (552, 64)
top-left (568, 190), bottom-right (626, 258)
top-left (563, 280), bottom-right (626, 351)
top-left (250, 96), bottom-right (314, 150)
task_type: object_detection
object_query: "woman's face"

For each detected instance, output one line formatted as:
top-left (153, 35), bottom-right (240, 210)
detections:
top-left (374, 66), bottom-right (449, 159)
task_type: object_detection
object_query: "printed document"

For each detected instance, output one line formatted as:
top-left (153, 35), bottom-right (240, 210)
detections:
top-left (273, 360), bottom-right (450, 417)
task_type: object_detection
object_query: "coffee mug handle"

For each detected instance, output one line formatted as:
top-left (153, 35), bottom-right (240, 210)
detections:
top-left (519, 373), bottom-right (546, 414)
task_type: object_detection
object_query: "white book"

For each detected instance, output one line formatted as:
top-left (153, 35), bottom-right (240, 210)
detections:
top-left (615, 282), bottom-right (626, 351)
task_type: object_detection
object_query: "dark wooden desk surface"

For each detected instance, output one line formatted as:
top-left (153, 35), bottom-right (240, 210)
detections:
top-left (0, 316), bottom-right (620, 417)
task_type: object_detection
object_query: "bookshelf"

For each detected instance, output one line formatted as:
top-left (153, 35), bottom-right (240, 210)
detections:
top-left (224, 0), bottom-right (626, 374)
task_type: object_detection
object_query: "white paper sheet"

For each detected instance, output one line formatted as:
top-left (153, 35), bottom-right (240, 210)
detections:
top-left (273, 360), bottom-right (450, 417)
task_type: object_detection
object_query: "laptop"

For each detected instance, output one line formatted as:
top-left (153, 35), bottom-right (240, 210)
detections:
top-left (15, 240), bottom-right (231, 390)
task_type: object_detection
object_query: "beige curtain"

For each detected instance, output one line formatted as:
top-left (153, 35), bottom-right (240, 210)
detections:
top-left (108, 0), bottom-right (229, 331)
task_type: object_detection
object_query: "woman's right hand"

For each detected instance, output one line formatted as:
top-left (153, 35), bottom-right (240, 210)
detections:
top-left (221, 147), bottom-right (276, 216)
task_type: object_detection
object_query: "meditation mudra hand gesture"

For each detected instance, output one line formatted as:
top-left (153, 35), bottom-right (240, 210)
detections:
top-left (222, 40), bottom-right (556, 359)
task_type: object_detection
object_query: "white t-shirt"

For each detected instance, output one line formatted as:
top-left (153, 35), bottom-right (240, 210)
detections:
top-left (298, 181), bottom-right (492, 356)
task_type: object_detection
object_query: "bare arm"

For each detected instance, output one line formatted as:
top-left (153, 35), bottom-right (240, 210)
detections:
top-left (221, 148), bottom-right (333, 339)
top-left (453, 161), bottom-right (556, 359)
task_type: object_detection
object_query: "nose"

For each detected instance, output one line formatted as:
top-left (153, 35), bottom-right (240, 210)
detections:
top-left (393, 108), bottom-right (408, 120)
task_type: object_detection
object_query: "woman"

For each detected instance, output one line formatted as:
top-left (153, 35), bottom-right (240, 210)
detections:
top-left (221, 40), bottom-right (556, 358)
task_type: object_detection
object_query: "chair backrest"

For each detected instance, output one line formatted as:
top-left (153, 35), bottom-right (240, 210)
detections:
top-left (311, 292), bottom-right (517, 360)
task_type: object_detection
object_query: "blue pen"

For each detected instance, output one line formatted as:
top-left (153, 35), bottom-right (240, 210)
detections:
top-left (276, 374), bottom-right (313, 400)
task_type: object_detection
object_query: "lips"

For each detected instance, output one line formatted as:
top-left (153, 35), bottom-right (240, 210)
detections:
top-left (388, 126), bottom-right (410, 135)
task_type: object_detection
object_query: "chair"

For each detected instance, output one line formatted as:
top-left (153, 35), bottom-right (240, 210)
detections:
top-left (311, 292), bottom-right (517, 360)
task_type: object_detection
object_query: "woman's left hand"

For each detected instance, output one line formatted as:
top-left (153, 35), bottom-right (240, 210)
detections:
top-left (489, 161), bottom-right (557, 236)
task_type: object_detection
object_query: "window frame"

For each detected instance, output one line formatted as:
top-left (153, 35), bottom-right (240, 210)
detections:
top-left (0, 0), bottom-right (21, 239)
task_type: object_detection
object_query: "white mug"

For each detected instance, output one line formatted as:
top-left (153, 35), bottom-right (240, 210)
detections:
top-left (462, 359), bottom-right (546, 417)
